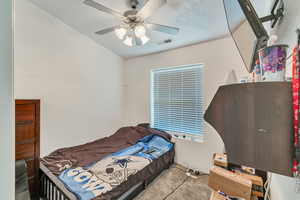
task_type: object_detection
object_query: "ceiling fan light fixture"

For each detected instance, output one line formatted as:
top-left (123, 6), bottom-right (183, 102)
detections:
top-left (84, 0), bottom-right (180, 47)
top-left (115, 27), bottom-right (127, 40)
top-left (140, 35), bottom-right (150, 45)
top-left (134, 25), bottom-right (147, 38)
top-left (123, 36), bottom-right (133, 46)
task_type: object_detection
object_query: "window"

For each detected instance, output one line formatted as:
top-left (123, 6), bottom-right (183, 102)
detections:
top-left (151, 64), bottom-right (204, 142)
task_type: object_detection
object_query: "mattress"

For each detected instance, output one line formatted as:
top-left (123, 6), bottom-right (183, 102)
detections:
top-left (41, 126), bottom-right (175, 200)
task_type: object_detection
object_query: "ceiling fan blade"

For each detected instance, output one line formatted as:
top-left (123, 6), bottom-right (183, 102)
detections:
top-left (95, 26), bottom-right (119, 35)
top-left (146, 23), bottom-right (179, 35)
top-left (137, 0), bottom-right (167, 19)
top-left (83, 0), bottom-right (124, 19)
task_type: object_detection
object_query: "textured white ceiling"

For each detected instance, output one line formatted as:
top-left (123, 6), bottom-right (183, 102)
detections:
top-left (29, 0), bottom-right (267, 58)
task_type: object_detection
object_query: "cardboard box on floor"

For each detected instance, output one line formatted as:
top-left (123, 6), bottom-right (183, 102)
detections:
top-left (211, 153), bottom-right (263, 198)
top-left (208, 166), bottom-right (252, 200)
top-left (235, 171), bottom-right (264, 197)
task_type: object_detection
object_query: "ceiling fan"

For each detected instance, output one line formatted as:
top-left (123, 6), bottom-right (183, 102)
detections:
top-left (83, 0), bottom-right (180, 47)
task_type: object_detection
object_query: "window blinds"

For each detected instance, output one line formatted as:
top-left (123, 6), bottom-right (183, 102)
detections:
top-left (151, 64), bottom-right (204, 137)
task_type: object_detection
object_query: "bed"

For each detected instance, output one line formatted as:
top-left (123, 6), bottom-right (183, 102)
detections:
top-left (39, 126), bottom-right (175, 200)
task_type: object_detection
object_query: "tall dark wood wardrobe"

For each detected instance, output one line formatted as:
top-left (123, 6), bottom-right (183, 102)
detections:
top-left (15, 100), bottom-right (40, 199)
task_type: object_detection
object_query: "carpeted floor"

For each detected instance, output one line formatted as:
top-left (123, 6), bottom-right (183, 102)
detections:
top-left (134, 164), bottom-right (212, 200)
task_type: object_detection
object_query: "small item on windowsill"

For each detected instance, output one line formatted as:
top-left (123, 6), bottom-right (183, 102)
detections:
top-left (213, 153), bottom-right (228, 168)
top-left (171, 133), bottom-right (203, 143)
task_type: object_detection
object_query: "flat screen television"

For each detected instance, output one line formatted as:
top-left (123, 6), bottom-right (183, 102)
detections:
top-left (223, 0), bottom-right (269, 72)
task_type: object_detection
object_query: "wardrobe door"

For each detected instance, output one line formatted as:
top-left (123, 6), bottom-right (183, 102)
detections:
top-left (16, 100), bottom-right (40, 199)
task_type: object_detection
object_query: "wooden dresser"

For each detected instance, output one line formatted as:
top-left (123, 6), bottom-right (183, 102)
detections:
top-left (16, 100), bottom-right (40, 199)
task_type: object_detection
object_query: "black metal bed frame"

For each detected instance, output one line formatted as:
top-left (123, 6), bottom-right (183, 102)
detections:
top-left (40, 173), bottom-right (70, 200)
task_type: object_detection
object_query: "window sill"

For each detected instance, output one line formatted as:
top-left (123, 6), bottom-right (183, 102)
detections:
top-left (170, 132), bottom-right (204, 143)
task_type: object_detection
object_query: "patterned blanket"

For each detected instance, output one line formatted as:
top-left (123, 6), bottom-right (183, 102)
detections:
top-left (58, 135), bottom-right (173, 200)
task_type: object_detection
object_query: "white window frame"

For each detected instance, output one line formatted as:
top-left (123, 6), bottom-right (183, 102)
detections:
top-left (150, 63), bottom-right (205, 143)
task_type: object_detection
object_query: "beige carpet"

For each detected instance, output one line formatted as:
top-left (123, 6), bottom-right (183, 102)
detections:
top-left (134, 165), bottom-right (212, 200)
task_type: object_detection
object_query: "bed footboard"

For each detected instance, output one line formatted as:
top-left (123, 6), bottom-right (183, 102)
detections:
top-left (40, 172), bottom-right (70, 200)
top-left (39, 163), bottom-right (76, 200)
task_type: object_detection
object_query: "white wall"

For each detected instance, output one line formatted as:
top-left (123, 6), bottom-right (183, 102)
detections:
top-left (0, 0), bottom-right (14, 199)
top-left (123, 37), bottom-right (248, 173)
top-left (270, 0), bottom-right (300, 199)
top-left (273, 0), bottom-right (300, 50)
top-left (14, 0), bottom-right (124, 156)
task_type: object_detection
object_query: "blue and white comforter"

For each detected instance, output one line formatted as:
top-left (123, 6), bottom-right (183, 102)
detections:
top-left (58, 134), bottom-right (173, 200)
